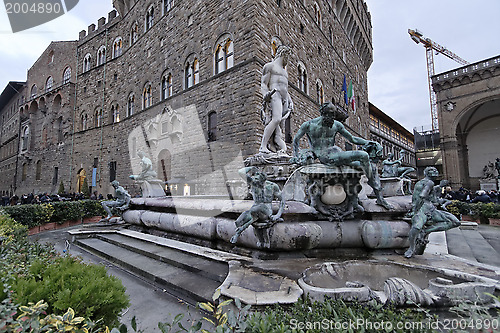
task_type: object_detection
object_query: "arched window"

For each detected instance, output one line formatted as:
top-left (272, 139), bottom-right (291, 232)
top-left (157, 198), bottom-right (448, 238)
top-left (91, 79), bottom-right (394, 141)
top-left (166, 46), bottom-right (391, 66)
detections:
top-left (22, 163), bottom-right (27, 181)
top-left (130, 22), bottom-right (139, 45)
top-left (83, 54), bottom-right (91, 72)
top-left (81, 113), bottom-right (88, 131)
top-left (111, 104), bottom-right (120, 123)
top-left (185, 62), bottom-right (193, 88)
top-left (143, 84), bottom-right (152, 109)
top-left (127, 94), bottom-right (135, 117)
top-left (163, 0), bottom-right (174, 14)
top-left (313, 2), bottom-right (322, 28)
top-left (42, 127), bottom-right (48, 146)
top-left (208, 111), bottom-right (217, 142)
top-left (214, 37), bottom-right (234, 75)
top-left (146, 5), bottom-right (154, 31)
top-left (95, 109), bottom-right (103, 127)
top-left (298, 63), bottom-right (307, 93)
top-left (184, 57), bottom-right (199, 89)
top-left (30, 85), bottom-right (37, 99)
top-left (316, 80), bottom-right (324, 104)
top-left (21, 126), bottom-right (29, 151)
top-left (97, 46), bottom-right (106, 66)
top-left (161, 73), bottom-right (172, 100)
top-left (45, 76), bottom-right (53, 92)
top-left (112, 38), bottom-right (123, 58)
top-left (193, 58), bottom-right (200, 85)
top-left (62, 67), bottom-right (71, 84)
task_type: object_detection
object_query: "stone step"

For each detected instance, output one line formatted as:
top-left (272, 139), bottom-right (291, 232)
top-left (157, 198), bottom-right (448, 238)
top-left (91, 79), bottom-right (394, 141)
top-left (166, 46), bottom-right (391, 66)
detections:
top-left (460, 229), bottom-right (500, 267)
top-left (445, 228), bottom-right (477, 262)
top-left (75, 237), bottom-right (223, 304)
top-left (96, 233), bottom-right (228, 283)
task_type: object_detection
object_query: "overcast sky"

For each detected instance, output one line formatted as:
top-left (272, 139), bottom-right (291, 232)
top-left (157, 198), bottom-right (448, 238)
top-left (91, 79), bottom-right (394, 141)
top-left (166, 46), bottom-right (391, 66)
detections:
top-left (365, 0), bottom-right (500, 131)
top-left (1, 1), bottom-right (499, 132)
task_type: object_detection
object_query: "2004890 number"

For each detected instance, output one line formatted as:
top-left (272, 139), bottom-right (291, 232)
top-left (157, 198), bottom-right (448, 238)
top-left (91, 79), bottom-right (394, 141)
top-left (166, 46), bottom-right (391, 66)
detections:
top-left (5, 2), bottom-right (62, 14)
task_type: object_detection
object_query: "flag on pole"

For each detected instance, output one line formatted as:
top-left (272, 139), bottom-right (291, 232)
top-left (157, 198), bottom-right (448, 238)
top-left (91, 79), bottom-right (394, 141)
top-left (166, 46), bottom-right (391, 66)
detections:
top-left (350, 84), bottom-right (356, 113)
top-left (347, 80), bottom-right (353, 105)
top-left (342, 75), bottom-right (348, 105)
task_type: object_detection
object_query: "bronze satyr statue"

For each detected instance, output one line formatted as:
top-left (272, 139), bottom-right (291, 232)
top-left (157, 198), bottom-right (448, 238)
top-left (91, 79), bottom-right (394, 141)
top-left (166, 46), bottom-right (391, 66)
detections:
top-left (404, 167), bottom-right (460, 258)
top-left (230, 167), bottom-right (285, 246)
top-left (291, 102), bottom-right (392, 209)
top-left (381, 150), bottom-right (415, 179)
top-left (102, 180), bottom-right (131, 221)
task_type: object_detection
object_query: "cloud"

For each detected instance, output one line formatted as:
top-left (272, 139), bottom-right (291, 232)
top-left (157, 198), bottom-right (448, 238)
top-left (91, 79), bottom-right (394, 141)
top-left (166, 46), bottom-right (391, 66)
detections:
top-left (0, 1), bottom-right (114, 90)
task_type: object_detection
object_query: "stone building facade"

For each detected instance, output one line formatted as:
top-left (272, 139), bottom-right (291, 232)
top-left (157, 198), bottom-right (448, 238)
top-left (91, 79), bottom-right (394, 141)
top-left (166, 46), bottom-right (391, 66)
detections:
top-left (0, 82), bottom-right (26, 197)
top-left (368, 102), bottom-right (415, 171)
top-left (432, 55), bottom-right (500, 190)
top-left (1, 0), bottom-right (374, 197)
top-left (13, 41), bottom-right (78, 196)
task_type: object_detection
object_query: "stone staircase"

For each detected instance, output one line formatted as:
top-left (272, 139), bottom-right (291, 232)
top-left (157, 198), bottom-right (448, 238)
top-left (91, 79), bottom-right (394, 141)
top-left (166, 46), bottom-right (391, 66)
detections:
top-left (446, 225), bottom-right (500, 267)
top-left (71, 229), bottom-right (247, 305)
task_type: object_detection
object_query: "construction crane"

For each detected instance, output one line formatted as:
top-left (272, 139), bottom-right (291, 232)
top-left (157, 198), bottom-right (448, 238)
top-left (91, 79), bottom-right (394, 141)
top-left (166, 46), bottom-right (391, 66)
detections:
top-left (408, 29), bottom-right (470, 131)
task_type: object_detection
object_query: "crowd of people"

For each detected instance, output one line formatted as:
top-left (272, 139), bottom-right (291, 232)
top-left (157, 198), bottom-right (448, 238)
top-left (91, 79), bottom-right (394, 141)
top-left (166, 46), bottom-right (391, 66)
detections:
top-left (441, 187), bottom-right (498, 203)
top-left (1, 191), bottom-right (105, 206)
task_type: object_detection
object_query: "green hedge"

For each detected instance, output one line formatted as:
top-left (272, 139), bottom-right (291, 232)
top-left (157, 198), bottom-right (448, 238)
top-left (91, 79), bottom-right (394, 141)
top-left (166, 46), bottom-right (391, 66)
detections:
top-left (1, 211), bottom-right (130, 328)
top-left (3, 204), bottom-right (53, 228)
top-left (11, 256), bottom-right (130, 327)
top-left (447, 201), bottom-right (500, 222)
top-left (0, 211), bottom-right (28, 244)
top-left (3, 200), bottom-right (105, 227)
top-left (81, 199), bottom-right (106, 218)
top-left (50, 201), bottom-right (84, 223)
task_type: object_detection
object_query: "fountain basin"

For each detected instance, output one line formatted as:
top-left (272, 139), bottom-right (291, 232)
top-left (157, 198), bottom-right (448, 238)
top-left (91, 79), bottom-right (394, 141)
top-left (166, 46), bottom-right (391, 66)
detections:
top-left (298, 260), bottom-right (496, 307)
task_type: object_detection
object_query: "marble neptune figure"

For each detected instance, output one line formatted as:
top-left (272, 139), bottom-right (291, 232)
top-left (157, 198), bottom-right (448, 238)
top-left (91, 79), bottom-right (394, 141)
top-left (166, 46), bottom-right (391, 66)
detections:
top-left (259, 45), bottom-right (293, 155)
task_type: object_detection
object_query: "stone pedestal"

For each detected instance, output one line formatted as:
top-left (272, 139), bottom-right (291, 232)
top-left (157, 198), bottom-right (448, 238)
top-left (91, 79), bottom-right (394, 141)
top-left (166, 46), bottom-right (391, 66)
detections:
top-left (138, 179), bottom-right (166, 197)
top-left (244, 153), bottom-right (296, 189)
top-left (479, 179), bottom-right (498, 191)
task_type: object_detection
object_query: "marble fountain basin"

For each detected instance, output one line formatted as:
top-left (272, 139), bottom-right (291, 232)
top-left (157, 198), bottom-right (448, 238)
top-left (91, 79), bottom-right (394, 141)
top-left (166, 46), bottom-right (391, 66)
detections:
top-left (298, 260), bottom-right (497, 307)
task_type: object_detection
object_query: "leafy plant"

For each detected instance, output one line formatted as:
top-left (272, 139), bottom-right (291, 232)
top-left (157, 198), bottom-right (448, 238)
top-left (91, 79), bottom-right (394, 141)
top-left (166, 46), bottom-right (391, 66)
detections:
top-left (3, 204), bottom-right (54, 228)
top-left (50, 201), bottom-right (84, 224)
top-left (50, 201), bottom-right (83, 223)
top-left (58, 181), bottom-right (66, 195)
top-left (81, 200), bottom-right (106, 218)
top-left (11, 256), bottom-right (130, 327)
top-left (82, 178), bottom-right (91, 199)
top-left (198, 289), bottom-right (249, 333)
top-left (0, 213), bottom-right (28, 244)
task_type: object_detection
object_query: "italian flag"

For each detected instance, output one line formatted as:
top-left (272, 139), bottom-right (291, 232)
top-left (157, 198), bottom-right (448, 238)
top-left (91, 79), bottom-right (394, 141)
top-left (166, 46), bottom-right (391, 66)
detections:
top-left (348, 80), bottom-right (356, 113)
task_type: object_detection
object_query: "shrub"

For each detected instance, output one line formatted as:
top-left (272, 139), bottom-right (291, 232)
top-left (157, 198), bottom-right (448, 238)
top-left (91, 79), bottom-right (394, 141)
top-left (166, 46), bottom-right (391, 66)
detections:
top-left (244, 297), bottom-right (435, 333)
top-left (446, 200), bottom-right (471, 217)
top-left (58, 180), bottom-right (65, 195)
top-left (82, 178), bottom-right (91, 199)
top-left (50, 201), bottom-right (84, 223)
top-left (81, 199), bottom-right (106, 218)
top-left (3, 204), bottom-right (54, 228)
top-left (11, 256), bottom-right (130, 327)
top-left (0, 212), bottom-right (28, 244)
